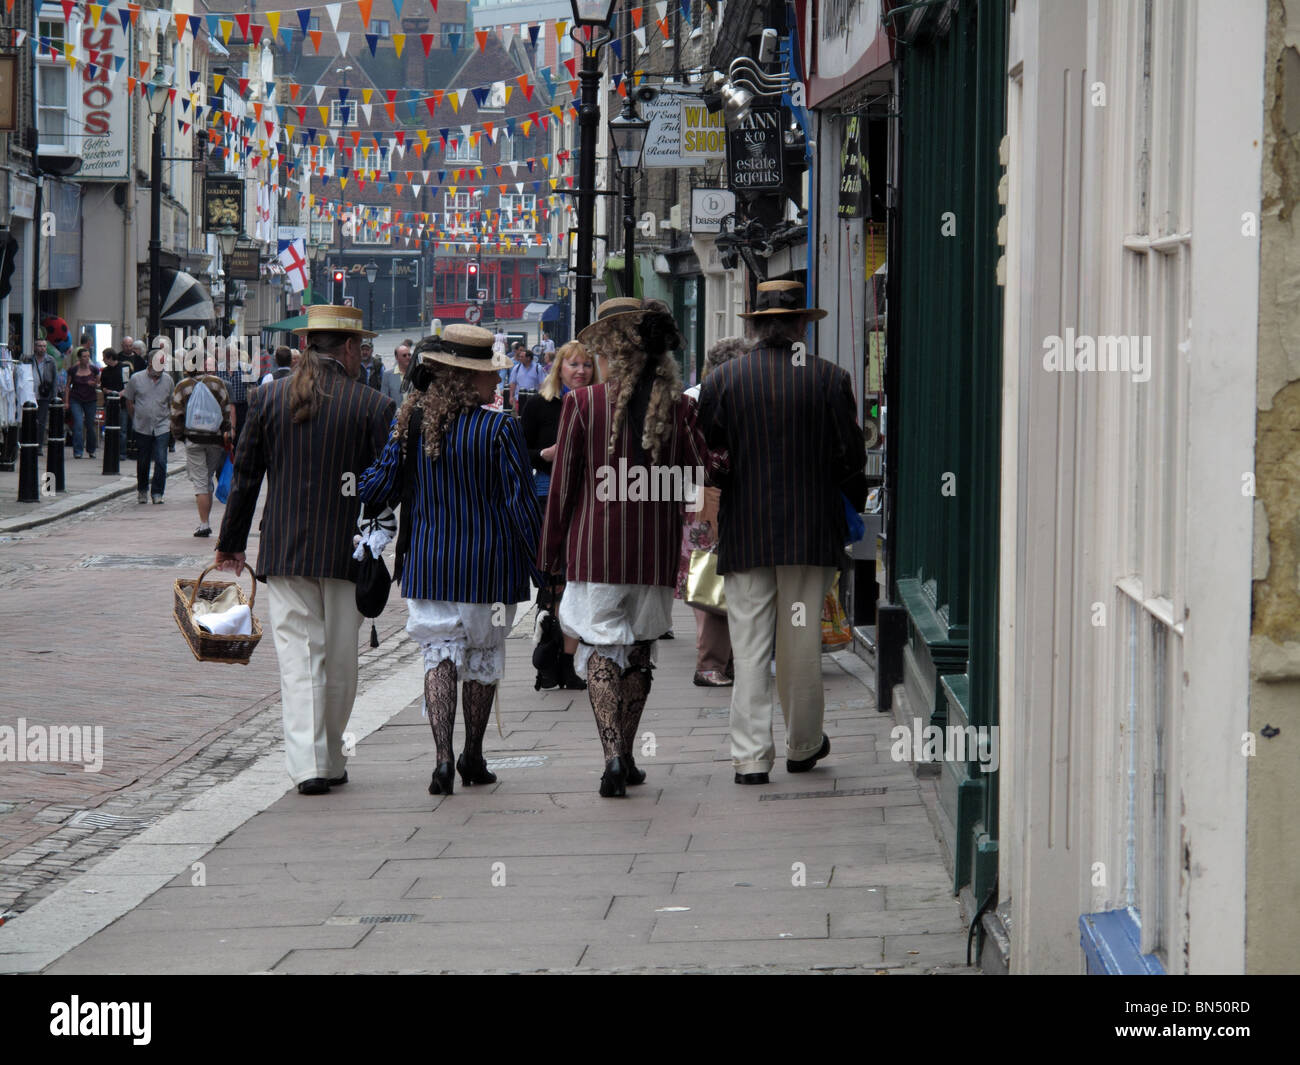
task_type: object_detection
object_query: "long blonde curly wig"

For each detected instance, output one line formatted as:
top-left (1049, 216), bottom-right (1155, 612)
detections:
top-left (592, 301), bottom-right (684, 465)
top-left (392, 358), bottom-right (483, 462)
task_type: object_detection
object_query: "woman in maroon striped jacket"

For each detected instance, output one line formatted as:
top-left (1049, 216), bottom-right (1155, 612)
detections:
top-left (538, 298), bottom-right (726, 797)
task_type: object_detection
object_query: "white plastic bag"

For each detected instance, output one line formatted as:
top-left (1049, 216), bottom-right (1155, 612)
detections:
top-left (185, 380), bottom-right (223, 434)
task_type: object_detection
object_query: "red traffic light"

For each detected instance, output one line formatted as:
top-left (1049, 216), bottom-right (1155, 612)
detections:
top-left (332, 269), bottom-right (344, 282)
top-left (467, 262), bottom-right (479, 275)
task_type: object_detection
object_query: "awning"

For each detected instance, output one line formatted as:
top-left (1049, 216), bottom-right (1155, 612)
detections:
top-left (265, 314), bottom-right (308, 332)
top-left (522, 302), bottom-right (560, 322)
top-left (160, 269), bottom-right (214, 324)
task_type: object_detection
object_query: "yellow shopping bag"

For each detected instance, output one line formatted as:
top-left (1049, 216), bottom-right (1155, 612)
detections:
top-left (821, 584), bottom-right (852, 652)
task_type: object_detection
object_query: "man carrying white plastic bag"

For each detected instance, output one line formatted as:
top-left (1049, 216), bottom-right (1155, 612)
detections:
top-left (169, 353), bottom-right (236, 537)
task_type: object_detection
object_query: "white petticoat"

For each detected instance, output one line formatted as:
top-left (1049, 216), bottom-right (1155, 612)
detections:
top-left (405, 600), bottom-right (519, 714)
top-left (558, 581), bottom-right (673, 680)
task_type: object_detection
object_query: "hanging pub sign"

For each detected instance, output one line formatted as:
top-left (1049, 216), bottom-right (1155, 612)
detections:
top-left (726, 109), bottom-right (784, 192)
top-left (226, 245), bottom-right (260, 281)
top-left (203, 177), bottom-right (245, 233)
top-left (838, 115), bottom-right (870, 219)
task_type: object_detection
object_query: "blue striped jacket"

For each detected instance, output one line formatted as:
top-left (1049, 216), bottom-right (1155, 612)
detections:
top-left (358, 405), bottom-right (543, 604)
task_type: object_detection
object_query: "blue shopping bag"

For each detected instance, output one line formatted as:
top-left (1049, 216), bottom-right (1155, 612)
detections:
top-left (842, 494), bottom-right (866, 544)
top-left (214, 452), bottom-right (234, 504)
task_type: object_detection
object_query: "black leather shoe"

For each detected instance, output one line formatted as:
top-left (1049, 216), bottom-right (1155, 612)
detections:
top-left (599, 756), bottom-right (627, 797)
top-left (297, 778), bottom-right (330, 795)
top-left (326, 771), bottom-right (348, 786)
top-left (624, 750), bottom-right (646, 785)
top-left (428, 761), bottom-right (455, 796)
top-left (734, 772), bottom-right (769, 785)
top-left (457, 753), bottom-right (497, 786)
top-left (787, 734), bottom-right (831, 774)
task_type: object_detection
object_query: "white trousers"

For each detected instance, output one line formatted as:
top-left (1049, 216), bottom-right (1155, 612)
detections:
top-left (266, 576), bottom-right (363, 785)
top-left (724, 565), bottom-right (836, 774)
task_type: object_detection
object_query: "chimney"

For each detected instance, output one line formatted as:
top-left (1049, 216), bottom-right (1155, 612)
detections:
top-left (403, 18), bottom-right (429, 91)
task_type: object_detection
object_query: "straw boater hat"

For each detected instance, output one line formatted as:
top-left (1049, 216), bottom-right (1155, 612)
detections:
top-left (296, 303), bottom-right (378, 338)
top-left (418, 323), bottom-right (513, 372)
top-left (738, 280), bottom-right (827, 322)
top-left (577, 297), bottom-right (677, 346)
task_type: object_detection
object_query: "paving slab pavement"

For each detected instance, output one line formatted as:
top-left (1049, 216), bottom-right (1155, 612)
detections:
top-left (0, 443), bottom-right (185, 532)
top-left (1, 589), bottom-right (976, 974)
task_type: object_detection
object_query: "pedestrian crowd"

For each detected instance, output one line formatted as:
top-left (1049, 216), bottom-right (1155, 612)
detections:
top-left (201, 283), bottom-right (867, 802)
top-left (0, 299), bottom-right (868, 803)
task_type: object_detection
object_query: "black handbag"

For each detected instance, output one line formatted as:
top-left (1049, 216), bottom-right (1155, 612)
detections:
top-left (355, 543), bottom-right (391, 647)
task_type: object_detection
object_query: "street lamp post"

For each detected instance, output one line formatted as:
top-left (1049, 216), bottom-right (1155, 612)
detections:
top-left (364, 258), bottom-right (379, 330)
top-left (216, 226), bottom-right (238, 339)
top-left (146, 60), bottom-right (171, 346)
top-left (569, 0), bottom-right (619, 332)
top-left (609, 98), bottom-right (649, 299)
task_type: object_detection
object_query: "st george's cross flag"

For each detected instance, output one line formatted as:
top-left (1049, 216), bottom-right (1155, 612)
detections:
top-left (277, 238), bottom-right (310, 292)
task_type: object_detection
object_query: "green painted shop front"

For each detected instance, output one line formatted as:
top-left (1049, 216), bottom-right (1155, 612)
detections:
top-left (881, 0), bottom-right (1007, 911)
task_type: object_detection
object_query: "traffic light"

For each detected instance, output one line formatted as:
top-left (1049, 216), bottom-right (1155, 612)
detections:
top-left (332, 269), bottom-right (345, 304)
top-left (466, 260), bottom-right (479, 300)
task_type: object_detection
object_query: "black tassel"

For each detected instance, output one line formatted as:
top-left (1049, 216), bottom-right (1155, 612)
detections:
top-left (369, 622), bottom-right (379, 648)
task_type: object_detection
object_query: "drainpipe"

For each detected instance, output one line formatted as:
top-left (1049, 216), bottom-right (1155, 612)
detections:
top-left (122, 32), bottom-right (139, 342)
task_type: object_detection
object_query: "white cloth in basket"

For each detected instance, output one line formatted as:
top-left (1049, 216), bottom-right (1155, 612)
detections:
top-left (196, 603), bottom-right (253, 636)
top-left (191, 584), bottom-right (241, 616)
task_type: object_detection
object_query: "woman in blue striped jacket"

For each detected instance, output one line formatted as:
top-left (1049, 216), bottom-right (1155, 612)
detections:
top-left (359, 326), bottom-right (542, 798)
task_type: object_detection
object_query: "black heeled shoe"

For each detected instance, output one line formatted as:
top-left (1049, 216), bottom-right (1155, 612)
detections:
top-left (457, 752), bottom-right (497, 786)
top-left (623, 750), bottom-right (646, 785)
top-left (599, 756), bottom-right (627, 797)
top-left (428, 760), bottom-right (455, 796)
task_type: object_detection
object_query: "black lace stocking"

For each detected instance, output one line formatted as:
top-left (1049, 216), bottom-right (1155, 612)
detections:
top-left (585, 651), bottom-right (625, 761)
top-left (461, 680), bottom-right (496, 762)
top-left (424, 659), bottom-right (458, 764)
top-left (619, 641), bottom-right (654, 757)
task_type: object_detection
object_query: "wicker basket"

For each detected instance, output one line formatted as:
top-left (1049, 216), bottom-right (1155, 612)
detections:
top-left (174, 563), bottom-right (263, 664)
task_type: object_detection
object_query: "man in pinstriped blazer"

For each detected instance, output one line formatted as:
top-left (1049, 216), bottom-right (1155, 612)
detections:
top-left (214, 305), bottom-right (396, 796)
top-left (697, 281), bottom-right (869, 785)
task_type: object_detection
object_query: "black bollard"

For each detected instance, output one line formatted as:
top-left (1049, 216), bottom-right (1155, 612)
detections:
top-left (17, 402), bottom-right (40, 502)
top-left (46, 398), bottom-right (66, 493)
top-left (0, 423), bottom-right (16, 472)
top-left (102, 392), bottom-right (121, 475)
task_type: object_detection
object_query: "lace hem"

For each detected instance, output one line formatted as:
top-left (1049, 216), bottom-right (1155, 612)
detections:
top-left (572, 640), bottom-right (659, 681)
top-left (418, 638), bottom-right (505, 717)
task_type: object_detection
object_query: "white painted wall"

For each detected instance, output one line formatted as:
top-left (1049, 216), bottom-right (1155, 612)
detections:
top-left (1001, 0), bottom-right (1262, 974)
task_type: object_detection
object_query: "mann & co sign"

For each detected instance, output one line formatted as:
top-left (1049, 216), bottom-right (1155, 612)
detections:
top-left (726, 109), bottom-right (784, 192)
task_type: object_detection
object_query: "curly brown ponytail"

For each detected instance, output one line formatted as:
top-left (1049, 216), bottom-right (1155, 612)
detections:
top-left (392, 360), bottom-right (483, 462)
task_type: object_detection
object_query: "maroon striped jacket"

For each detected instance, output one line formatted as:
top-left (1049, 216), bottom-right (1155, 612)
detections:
top-left (538, 381), bottom-right (725, 587)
